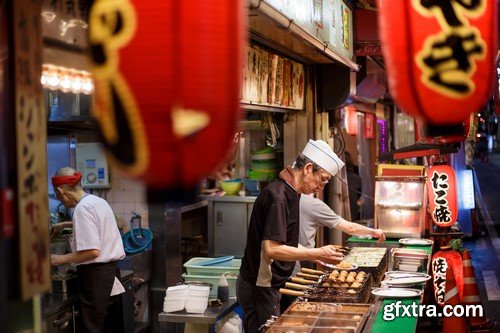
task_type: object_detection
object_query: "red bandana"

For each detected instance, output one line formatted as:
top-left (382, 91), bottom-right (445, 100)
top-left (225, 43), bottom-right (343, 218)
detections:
top-left (52, 172), bottom-right (83, 187)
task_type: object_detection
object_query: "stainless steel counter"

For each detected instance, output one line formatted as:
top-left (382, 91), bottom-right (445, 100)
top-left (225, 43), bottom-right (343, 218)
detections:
top-left (158, 297), bottom-right (238, 332)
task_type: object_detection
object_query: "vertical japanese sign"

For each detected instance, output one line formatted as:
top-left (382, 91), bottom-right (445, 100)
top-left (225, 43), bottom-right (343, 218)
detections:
top-left (432, 256), bottom-right (448, 306)
top-left (379, 0), bottom-right (497, 125)
top-left (14, 0), bottom-right (50, 299)
top-left (426, 165), bottom-right (458, 228)
top-left (432, 249), bottom-right (464, 304)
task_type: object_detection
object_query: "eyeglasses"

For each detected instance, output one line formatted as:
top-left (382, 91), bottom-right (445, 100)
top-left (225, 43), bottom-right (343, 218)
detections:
top-left (315, 171), bottom-right (330, 185)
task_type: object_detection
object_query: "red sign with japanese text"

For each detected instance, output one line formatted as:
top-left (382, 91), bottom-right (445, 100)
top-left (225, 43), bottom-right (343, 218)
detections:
top-left (88, 0), bottom-right (246, 189)
top-left (432, 249), bottom-right (464, 305)
top-left (427, 165), bottom-right (458, 227)
top-left (379, 0), bottom-right (498, 125)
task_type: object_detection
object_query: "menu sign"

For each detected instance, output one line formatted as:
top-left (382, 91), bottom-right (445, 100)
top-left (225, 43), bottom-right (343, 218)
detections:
top-left (14, 0), bottom-right (50, 300)
top-left (40, 0), bottom-right (89, 47)
top-left (241, 44), bottom-right (304, 110)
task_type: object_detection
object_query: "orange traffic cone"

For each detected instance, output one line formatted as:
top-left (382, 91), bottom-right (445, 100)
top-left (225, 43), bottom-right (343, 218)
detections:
top-left (443, 267), bottom-right (467, 333)
top-left (461, 250), bottom-right (496, 331)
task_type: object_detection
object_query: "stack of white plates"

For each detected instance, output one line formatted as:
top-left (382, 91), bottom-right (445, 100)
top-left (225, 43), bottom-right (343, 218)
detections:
top-left (185, 285), bottom-right (210, 313)
top-left (163, 285), bottom-right (189, 313)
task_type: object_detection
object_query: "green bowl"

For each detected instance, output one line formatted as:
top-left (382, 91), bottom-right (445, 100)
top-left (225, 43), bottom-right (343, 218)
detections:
top-left (220, 179), bottom-right (244, 196)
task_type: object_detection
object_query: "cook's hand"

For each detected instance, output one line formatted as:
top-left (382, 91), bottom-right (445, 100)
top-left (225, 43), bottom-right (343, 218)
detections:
top-left (371, 229), bottom-right (386, 243)
top-left (314, 245), bottom-right (344, 265)
top-left (51, 254), bottom-right (64, 267)
top-left (50, 221), bottom-right (72, 237)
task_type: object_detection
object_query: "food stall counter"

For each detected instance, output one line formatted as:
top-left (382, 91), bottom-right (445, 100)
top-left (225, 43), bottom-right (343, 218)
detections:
top-left (345, 237), bottom-right (432, 333)
top-left (367, 298), bottom-right (421, 333)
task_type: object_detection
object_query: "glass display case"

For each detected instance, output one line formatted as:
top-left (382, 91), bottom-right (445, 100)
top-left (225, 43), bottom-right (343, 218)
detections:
top-left (374, 176), bottom-right (427, 238)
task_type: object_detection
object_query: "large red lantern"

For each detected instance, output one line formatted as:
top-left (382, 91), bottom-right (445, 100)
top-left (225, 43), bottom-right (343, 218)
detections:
top-left (432, 248), bottom-right (464, 305)
top-left (426, 164), bottom-right (458, 228)
top-left (379, 0), bottom-right (498, 125)
top-left (88, 0), bottom-right (245, 189)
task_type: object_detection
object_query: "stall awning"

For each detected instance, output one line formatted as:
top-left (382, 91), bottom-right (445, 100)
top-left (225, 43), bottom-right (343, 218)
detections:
top-left (378, 143), bottom-right (460, 162)
top-left (248, 0), bottom-right (360, 70)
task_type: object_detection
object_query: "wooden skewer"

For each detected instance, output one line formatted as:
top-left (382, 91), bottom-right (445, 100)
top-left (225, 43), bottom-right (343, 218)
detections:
top-left (290, 277), bottom-right (316, 285)
top-left (297, 272), bottom-right (320, 280)
top-left (285, 282), bottom-right (309, 290)
top-left (301, 267), bottom-right (324, 275)
top-left (279, 288), bottom-right (304, 296)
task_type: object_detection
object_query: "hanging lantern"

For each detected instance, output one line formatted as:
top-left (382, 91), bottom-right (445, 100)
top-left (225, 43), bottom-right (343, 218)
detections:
top-left (88, 0), bottom-right (246, 189)
top-left (427, 164), bottom-right (458, 228)
top-left (379, 0), bottom-right (498, 125)
top-left (432, 248), bottom-right (464, 306)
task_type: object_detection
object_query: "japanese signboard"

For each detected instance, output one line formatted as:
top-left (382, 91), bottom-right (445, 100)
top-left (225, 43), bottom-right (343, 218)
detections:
top-left (432, 249), bottom-right (464, 305)
top-left (88, 0), bottom-right (245, 189)
top-left (432, 256), bottom-right (448, 306)
top-left (426, 165), bottom-right (458, 227)
top-left (14, 0), bottom-right (51, 299)
top-left (241, 44), bottom-right (305, 110)
top-left (379, 0), bottom-right (498, 125)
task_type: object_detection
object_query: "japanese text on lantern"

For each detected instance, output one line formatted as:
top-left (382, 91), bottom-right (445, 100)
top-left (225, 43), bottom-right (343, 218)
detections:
top-left (413, 0), bottom-right (486, 97)
top-left (432, 257), bottom-right (448, 306)
top-left (89, 0), bottom-right (148, 176)
top-left (430, 171), bottom-right (452, 224)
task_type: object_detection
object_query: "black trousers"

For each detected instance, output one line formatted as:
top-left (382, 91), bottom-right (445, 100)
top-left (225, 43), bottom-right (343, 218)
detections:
top-left (76, 261), bottom-right (123, 333)
top-left (236, 276), bottom-right (280, 333)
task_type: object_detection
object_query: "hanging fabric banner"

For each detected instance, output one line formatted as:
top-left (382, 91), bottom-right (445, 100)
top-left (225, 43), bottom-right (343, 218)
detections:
top-left (88, 0), bottom-right (246, 189)
top-left (379, 0), bottom-right (498, 125)
top-left (427, 164), bottom-right (458, 227)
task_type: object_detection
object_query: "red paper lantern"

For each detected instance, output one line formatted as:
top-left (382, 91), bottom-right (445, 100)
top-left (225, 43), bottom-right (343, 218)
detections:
top-left (432, 249), bottom-right (464, 305)
top-left (379, 0), bottom-right (498, 125)
top-left (427, 165), bottom-right (458, 228)
top-left (88, 0), bottom-right (245, 189)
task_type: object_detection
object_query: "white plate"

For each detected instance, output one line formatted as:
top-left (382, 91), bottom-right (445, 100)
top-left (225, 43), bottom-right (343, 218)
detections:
top-left (318, 261), bottom-right (358, 271)
top-left (385, 271), bottom-right (430, 279)
top-left (383, 276), bottom-right (431, 286)
top-left (371, 288), bottom-right (423, 298)
top-left (399, 238), bottom-right (433, 246)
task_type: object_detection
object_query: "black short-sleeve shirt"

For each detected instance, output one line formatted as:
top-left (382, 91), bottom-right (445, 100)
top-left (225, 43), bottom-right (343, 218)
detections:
top-left (239, 179), bottom-right (300, 288)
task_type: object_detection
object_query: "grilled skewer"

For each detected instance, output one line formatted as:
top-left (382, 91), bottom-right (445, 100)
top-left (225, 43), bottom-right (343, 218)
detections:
top-left (296, 272), bottom-right (321, 280)
top-left (290, 277), bottom-right (316, 285)
top-left (301, 267), bottom-right (324, 275)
